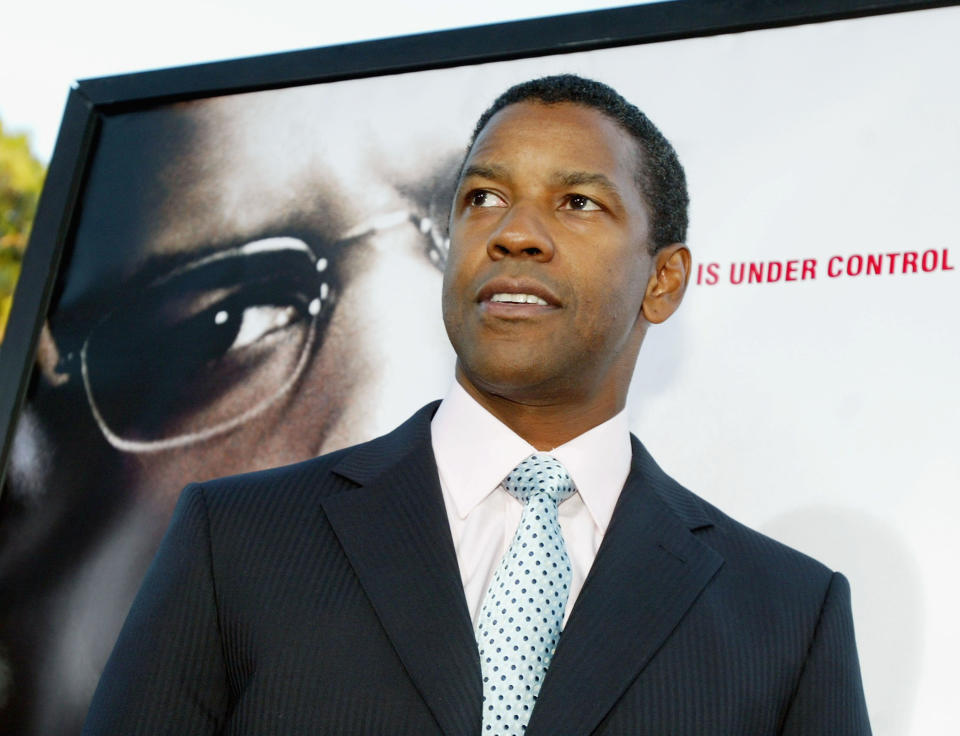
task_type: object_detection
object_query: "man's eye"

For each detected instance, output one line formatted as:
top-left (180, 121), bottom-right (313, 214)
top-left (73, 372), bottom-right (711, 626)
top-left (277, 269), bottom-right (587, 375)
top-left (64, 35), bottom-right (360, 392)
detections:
top-left (468, 190), bottom-right (507, 208)
top-left (562, 194), bottom-right (602, 211)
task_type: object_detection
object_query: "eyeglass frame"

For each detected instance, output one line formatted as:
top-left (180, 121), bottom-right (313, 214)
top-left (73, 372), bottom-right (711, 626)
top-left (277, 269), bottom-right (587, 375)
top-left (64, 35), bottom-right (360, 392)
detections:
top-left (56, 208), bottom-right (448, 454)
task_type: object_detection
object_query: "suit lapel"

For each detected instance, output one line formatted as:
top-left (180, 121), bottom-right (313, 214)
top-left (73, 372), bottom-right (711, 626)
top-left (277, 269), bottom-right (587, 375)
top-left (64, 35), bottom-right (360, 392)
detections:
top-left (319, 405), bottom-right (481, 736)
top-left (526, 438), bottom-right (724, 736)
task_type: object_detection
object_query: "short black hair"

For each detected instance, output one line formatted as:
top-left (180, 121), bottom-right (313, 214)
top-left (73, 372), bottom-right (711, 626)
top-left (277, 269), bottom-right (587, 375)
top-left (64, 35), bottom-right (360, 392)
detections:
top-left (467, 74), bottom-right (688, 250)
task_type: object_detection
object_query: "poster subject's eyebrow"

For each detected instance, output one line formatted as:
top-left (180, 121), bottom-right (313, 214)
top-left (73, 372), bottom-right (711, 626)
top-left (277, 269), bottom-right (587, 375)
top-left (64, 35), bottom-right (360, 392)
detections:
top-left (58, 237), bottom-right (316, 329)
top-left (57, 244), bottom-right (229, 325)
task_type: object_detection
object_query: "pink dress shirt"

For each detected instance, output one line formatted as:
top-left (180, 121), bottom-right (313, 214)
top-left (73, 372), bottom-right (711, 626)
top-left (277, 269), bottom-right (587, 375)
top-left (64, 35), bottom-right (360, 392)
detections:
top-left (430, 381), bottom-right (632, 626)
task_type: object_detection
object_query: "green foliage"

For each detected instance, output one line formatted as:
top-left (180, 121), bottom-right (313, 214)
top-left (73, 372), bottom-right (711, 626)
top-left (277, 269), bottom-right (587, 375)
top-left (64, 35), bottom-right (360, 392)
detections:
top-left (0, 118), bottom-right (46, 341)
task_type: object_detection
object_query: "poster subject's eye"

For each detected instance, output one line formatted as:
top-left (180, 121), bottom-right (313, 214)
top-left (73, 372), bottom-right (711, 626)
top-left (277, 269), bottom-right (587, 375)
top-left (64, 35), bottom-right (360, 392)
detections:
top-left (80, 237), bottom-right (334, 451)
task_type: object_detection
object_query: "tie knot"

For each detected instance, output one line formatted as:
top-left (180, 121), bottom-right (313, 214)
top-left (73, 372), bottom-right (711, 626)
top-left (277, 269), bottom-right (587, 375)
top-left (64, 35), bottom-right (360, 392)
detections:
top-left (503, 452), bottom-right (576, 506)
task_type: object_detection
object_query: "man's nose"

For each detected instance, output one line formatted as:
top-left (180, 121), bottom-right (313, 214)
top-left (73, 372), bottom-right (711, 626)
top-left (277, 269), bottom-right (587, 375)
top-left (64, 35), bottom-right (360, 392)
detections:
top-left (485, 204), bottom-right (556, 262)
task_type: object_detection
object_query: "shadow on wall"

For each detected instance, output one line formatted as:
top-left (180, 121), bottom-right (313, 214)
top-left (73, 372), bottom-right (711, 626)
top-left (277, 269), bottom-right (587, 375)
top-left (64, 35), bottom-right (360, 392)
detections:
top-left (760, 507), bottom-right (923, 735)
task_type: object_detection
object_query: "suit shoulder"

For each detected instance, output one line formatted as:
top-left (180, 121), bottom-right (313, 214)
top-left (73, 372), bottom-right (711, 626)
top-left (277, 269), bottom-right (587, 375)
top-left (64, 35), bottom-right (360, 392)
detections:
top-left (678, 485), bottom-right (842, 618)
top-left (197, 443), bottom-right (352, 497)
top-left (634, 439), bottom-right (835, 591)
top-left (185, 401), bottom-right (439, 514)
top-left (697, 493), bottom-right (833, 585)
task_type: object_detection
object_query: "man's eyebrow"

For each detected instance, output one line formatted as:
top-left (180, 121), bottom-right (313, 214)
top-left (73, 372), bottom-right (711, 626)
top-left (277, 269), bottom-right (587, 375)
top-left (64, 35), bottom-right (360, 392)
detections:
top-left (460, 163), bottom-right (509, 182)
top-left (458, 165), bottom-right (627, 208)
top-left (555, 170), bottom-right (623, 200)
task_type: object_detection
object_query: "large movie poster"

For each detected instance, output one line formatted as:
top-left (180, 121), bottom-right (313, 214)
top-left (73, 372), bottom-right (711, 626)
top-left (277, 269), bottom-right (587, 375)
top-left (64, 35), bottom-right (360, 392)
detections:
top-left (1, 4), bottom-right (957, 734)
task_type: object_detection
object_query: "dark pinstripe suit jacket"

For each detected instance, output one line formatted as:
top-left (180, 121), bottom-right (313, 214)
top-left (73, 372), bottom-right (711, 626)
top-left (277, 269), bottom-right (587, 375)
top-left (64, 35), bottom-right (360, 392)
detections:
top-left (83, 403), bottom-right (871, 735)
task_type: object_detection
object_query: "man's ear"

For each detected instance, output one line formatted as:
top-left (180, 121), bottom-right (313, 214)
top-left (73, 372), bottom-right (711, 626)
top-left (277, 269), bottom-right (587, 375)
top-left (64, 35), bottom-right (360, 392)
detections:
top-left (641, 243), bottom-right (691, 324)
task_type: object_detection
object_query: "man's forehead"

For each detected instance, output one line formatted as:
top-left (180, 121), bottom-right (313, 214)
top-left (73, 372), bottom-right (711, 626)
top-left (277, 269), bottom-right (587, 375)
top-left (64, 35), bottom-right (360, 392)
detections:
top-left (458, 101), bottom-right (642, 197)
top-left (476, 99), bottom-right (628, 140)
top-left (466, 101), bottom-right (638, 165)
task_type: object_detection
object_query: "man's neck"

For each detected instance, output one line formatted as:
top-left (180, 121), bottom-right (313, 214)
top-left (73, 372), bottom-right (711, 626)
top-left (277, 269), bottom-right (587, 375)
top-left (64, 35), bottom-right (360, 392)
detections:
top-left (455, 370), bottom-right (625, 451)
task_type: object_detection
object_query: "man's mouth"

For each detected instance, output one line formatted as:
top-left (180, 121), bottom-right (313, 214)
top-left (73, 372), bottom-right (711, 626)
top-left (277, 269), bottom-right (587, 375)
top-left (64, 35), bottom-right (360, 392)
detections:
top-left (489, 293), bottom-right (550, 306)
top-left (476, 278), bottom-right (561, 310)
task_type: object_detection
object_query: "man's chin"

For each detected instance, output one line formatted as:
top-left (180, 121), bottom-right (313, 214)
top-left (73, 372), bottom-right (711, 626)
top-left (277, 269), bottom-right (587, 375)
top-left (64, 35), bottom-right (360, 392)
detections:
top-left (456, 362), bottom-right (571, 407)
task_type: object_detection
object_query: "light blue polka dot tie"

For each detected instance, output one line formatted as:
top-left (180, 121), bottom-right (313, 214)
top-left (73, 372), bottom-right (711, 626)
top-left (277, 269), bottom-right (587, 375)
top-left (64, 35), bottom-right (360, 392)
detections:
top-left (476, 453), bottom-right (576, 735)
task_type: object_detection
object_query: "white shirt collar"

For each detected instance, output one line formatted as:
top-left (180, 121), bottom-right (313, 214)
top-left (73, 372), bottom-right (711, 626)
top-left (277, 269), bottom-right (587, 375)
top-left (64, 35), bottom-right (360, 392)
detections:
top-left (430, 381), bottom-right (632, 533)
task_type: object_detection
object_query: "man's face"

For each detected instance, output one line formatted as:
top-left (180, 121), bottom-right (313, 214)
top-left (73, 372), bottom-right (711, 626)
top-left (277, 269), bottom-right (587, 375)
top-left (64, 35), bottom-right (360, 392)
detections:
top-left (442, 101), bottom-right (656, 407)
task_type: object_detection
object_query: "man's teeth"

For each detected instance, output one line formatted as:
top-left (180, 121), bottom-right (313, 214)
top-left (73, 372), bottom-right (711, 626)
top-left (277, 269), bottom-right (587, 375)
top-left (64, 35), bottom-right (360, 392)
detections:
top-left (490, 293), bottom-right (549, 306)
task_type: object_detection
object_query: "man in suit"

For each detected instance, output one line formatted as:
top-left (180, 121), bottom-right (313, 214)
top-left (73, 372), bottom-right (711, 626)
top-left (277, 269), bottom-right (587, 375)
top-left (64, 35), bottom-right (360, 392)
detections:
top-left (83, 75), bottom-right (871, 734)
